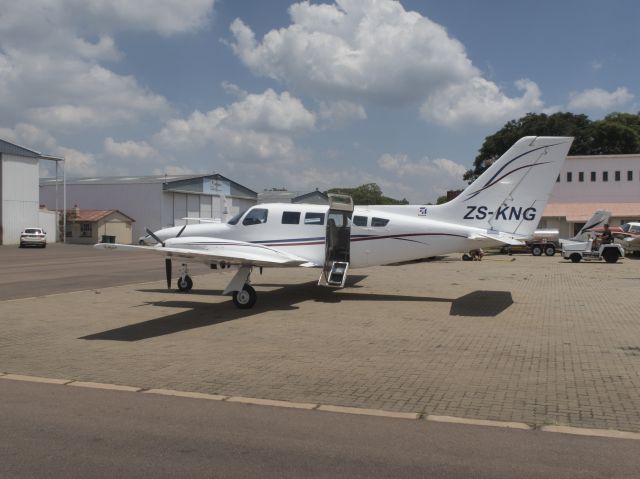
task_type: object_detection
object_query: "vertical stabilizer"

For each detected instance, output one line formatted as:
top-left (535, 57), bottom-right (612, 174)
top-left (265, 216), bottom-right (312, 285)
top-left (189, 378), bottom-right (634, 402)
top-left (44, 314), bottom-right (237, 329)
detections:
top-left (429, 136), bottom-right (573, 237)
top-left (570, 209), bottom-right (611, 241)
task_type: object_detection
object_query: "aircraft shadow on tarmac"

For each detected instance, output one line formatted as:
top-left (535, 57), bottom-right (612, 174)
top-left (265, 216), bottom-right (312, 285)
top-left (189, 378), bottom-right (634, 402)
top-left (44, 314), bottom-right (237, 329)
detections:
top-left (80, 276), bottom-right (513, 342)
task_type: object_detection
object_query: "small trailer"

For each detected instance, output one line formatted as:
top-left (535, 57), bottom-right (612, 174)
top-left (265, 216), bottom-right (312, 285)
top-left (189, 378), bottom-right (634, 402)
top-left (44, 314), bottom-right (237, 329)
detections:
top-left (500, 229), bottom-right (559, 256)
top-left (561, 240), bottom-right (625, 263)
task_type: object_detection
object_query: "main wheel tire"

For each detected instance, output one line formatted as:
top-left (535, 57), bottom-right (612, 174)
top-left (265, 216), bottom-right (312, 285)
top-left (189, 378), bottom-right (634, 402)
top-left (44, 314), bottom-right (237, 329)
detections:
top-left (462, 253), bottom-right (472, 261)
top-left (232, 285), bottom-right (257, 309)
top-left (544, 245), bottom-right (556, 256)
top-left (531, 245), bottom-right (543, 256)
top-left (177, 275), bottom-right (193, 292)
top-left (570, 253), bottom-right (581, 263)
top-left (602, 248), bottom-right (619, 263)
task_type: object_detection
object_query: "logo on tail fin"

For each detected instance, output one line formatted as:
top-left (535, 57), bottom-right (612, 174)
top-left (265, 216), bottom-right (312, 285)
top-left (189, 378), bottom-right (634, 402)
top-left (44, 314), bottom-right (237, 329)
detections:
top-left (464, 143), bottom-right (562, 201)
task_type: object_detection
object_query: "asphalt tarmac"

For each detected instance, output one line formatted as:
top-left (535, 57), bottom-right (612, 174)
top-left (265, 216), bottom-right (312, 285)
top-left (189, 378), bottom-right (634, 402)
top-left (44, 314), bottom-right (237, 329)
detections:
top-left (2, 379), bottom-right (639, 479)
top-left (0, 243), bottom-right (209, 300)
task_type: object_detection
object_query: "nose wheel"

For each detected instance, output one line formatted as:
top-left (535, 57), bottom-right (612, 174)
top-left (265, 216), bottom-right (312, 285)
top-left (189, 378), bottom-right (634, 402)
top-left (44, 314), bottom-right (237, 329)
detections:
top-left (232, 284), bottom-right (256, 309)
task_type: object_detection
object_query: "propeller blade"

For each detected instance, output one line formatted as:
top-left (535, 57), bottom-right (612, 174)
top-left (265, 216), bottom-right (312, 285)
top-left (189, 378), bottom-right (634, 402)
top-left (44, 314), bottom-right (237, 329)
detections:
top-left (176, 224), bottom-right (187, 238)
top-left (165, 258), bottom-right (172, 289)
top-left (145, 228), bottom-right (165, 247)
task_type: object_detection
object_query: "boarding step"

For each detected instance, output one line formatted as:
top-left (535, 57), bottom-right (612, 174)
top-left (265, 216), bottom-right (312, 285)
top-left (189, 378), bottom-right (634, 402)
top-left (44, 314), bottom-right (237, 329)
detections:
top-left (323, 261), bottom-right (349, 288)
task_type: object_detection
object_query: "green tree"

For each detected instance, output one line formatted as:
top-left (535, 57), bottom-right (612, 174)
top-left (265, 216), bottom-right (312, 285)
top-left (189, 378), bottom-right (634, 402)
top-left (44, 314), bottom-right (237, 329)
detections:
top-left (327, 183), bottom-right (409, 205)
top-left (584, 119), bottom-right (640, 154)
top-left (465, 111), bottom-right (640, 182)
top-left (464, 112), bottom-right (593, 182)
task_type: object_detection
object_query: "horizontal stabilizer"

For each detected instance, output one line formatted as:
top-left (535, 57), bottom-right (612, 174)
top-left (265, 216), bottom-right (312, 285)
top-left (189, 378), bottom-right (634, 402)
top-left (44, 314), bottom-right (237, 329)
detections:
top-left (468, 232), bottom-right (526, 246)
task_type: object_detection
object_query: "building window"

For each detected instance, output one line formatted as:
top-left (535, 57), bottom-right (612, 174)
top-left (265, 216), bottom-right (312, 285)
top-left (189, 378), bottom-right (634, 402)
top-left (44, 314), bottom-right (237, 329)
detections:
top-left (603, 171), bottom-right (608, 182)
top-left (590, 171), bottom-right (596, 182)
top-left (281, 211), bottom-right (300, 224)
top-left (628, 170), bottom-right (633, 181)
top-left (578, 172), bottom-right (584, 182)
top-left (615, 171), bottom-right (621, 181)
top-left (80, 223), bottom-right (92, 237)
top-left (566, 172), bottom-right (572, 182)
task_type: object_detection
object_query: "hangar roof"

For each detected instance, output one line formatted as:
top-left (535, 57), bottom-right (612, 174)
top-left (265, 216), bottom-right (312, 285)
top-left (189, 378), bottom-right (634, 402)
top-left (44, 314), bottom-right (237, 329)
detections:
top-left (40, 173), bottom-right (257, 197)
top-left (0, 138), bottom-right (63, 161)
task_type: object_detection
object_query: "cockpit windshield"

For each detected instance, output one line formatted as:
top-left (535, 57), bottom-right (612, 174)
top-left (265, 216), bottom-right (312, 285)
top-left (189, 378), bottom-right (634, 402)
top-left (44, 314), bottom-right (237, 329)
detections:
top-left (227, 210), bottom-right (246, 225)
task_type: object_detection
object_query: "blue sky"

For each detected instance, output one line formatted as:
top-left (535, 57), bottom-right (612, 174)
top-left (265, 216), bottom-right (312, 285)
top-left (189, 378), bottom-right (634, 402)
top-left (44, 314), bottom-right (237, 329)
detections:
top-left (1, 0), bottom-right (638, 202)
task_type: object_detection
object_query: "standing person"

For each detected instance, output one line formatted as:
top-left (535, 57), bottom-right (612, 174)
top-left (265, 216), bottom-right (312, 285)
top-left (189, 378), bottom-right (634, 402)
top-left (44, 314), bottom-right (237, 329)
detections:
top-left (601, 224), bottom-right (614, 245)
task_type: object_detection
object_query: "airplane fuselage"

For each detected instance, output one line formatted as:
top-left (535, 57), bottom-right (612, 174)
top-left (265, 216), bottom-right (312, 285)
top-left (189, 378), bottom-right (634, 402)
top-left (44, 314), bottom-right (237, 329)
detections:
top-left (153, 203), bottom-right (489, 268)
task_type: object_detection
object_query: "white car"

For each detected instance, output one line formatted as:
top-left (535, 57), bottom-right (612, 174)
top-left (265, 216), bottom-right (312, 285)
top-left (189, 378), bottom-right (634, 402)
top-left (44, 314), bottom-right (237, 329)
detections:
top-left (20, 228), bottom-right (47, 248)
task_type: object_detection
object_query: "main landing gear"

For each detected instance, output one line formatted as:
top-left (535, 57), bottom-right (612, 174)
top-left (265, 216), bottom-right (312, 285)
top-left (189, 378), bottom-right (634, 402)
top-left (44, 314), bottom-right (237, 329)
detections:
top-left (177, 263), bottom-right (193, 292)
top-left (167, 260), bottom-right (257, 309)
top-left (224, 266), bottom-right (256, 309)
top-left (232, 284), bottom-right (257, 309)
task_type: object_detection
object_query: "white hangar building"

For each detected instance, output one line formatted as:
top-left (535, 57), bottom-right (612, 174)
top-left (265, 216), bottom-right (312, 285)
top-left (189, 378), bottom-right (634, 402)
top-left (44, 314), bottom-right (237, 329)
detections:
top-left (542, 153), bottom-right (640, 237)
top-left (40, 174), bottom-right (257, 243)
top-left (0, 139), bottom-right (62, 245)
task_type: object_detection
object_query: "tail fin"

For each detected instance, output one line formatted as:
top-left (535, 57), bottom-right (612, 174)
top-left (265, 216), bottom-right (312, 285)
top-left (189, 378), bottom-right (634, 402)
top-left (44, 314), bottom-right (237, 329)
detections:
top-left (430, 136), bottom-right (573, 237)
top-left (570, 209), bottom-right (611, 241)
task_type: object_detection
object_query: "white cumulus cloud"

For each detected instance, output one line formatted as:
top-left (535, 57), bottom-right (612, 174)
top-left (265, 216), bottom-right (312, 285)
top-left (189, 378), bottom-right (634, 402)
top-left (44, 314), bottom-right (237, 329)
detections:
top-left (421, 78), bottom-right (544, 127)
top-left (104, 138), bottom-right (159, 160)
top-left (229, 0), bottom-right (545, 128)
top-left (567, 87), bottom-right (634, 111)
top-left (155, 89), bottom-right (316, 149)
top-left (0, 0), bottom-right (215, 135)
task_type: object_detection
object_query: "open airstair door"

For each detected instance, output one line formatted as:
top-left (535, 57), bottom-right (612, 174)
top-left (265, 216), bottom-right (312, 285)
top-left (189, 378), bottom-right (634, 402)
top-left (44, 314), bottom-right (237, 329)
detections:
top-left (319, 194), bottom-right (354, 288)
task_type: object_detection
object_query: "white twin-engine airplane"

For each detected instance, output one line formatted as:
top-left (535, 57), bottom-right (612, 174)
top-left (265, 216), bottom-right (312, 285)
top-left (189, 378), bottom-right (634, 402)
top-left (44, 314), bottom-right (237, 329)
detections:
top-left (96, 136), bottom-right (573, 309)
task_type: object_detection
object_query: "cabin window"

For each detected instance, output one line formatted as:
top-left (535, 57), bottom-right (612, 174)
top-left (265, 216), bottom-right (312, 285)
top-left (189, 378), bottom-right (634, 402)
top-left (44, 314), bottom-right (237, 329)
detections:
top-left (242, 208), bottom-right (268, 226)
top-left (371, 217), bottom-right (389, 227)
top-left (227, 210), bottom-right (246, 225)
top-left (304, 212), bottom-right (325, 225)
top-left (281, 211), bottom-right (300, 224)
top-left (353, 215), bottom-right (368, 227)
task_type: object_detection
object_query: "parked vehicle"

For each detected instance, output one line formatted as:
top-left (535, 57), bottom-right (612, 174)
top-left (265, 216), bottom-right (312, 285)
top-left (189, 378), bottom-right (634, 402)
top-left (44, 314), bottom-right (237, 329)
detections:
top-left (19, 228), bottom-right (47, 248)
top-left (561, 239), bottom-right (624, 263)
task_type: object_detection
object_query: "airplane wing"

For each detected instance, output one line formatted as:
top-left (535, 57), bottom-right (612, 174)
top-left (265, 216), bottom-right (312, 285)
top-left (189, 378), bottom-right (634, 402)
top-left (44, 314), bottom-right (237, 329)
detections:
top-left (95, 236), bottom-right (315, 268)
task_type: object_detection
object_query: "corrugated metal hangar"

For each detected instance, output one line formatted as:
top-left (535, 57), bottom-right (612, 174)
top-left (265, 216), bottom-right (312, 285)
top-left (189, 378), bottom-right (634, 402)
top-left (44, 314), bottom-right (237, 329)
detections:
top-left (0, 139), bottom-right (63, 245)
top-left (40, 174), bottom-right (257, 242)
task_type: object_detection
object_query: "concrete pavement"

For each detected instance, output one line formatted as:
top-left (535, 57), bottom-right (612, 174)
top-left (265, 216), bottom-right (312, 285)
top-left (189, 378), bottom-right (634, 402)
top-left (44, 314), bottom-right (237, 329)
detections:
top-left (2, 379), bottom-right (639, 478)
top-left (1, 245), bottom-right (640, 432)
